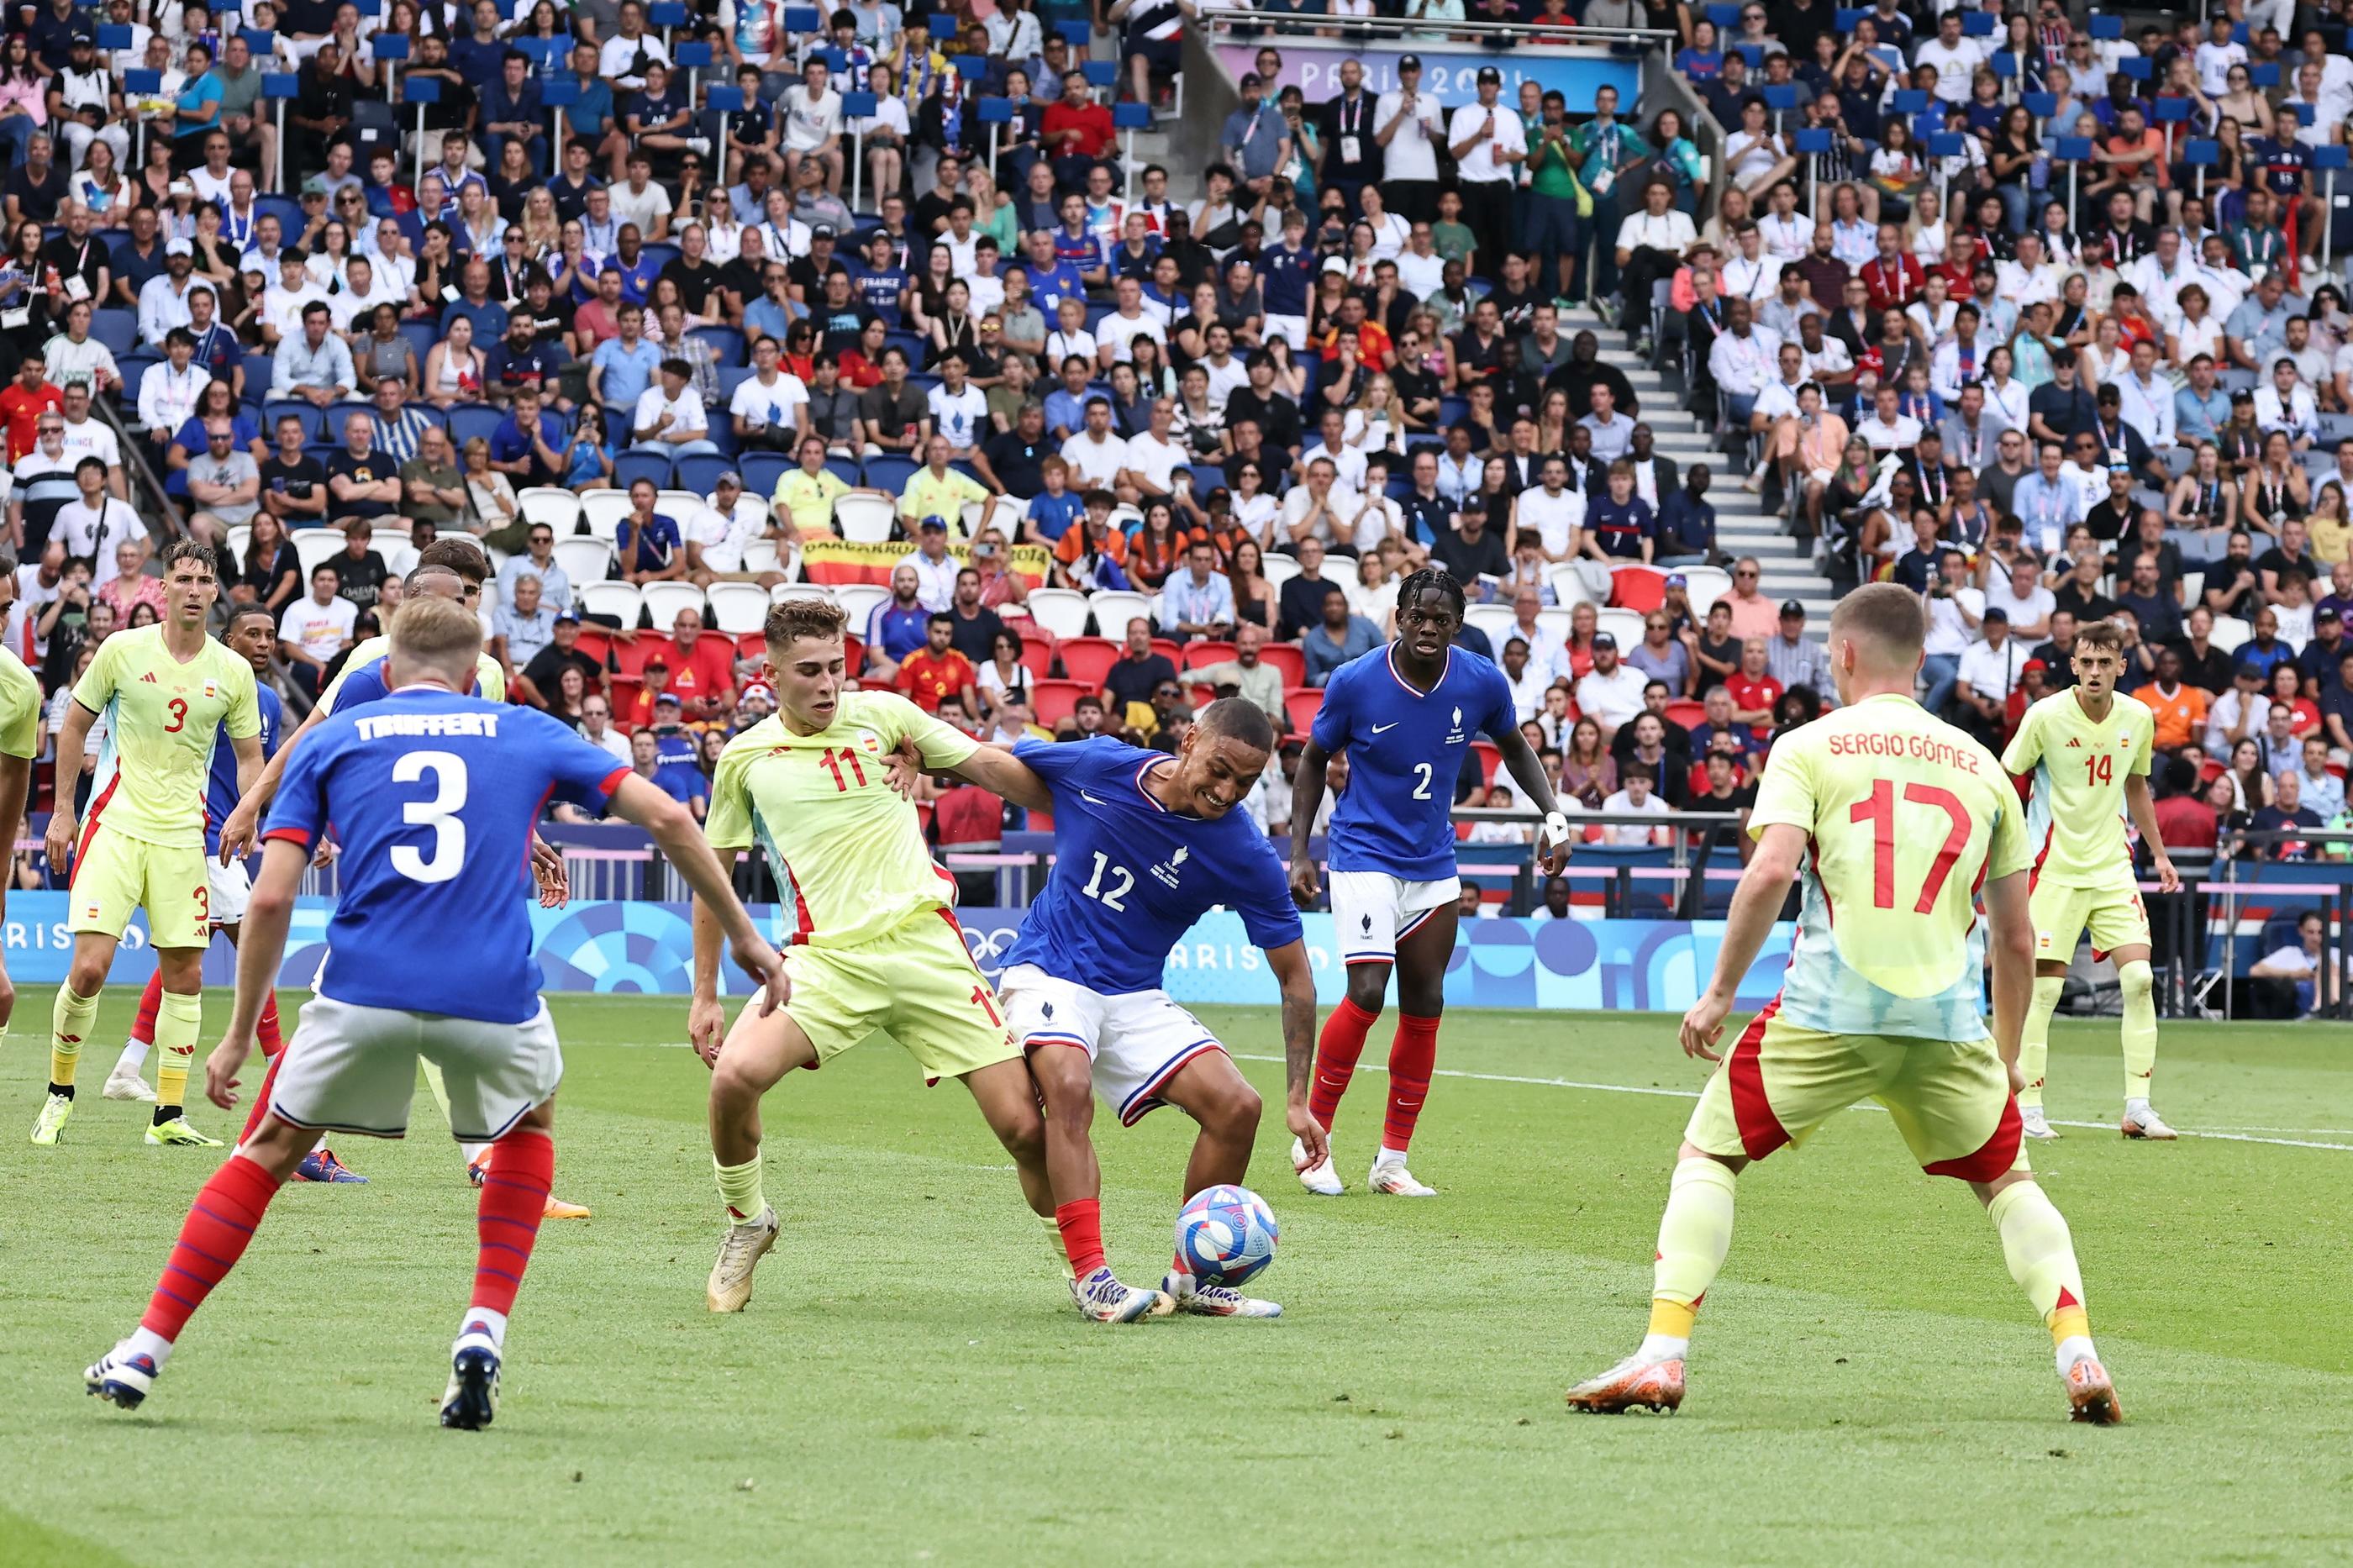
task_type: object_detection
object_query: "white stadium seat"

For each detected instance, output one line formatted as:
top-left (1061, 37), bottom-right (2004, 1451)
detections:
top-left (551, 538), bottom-right (614, 596)
top-left (707, 581), bottom-right (771, 633)
top-left (1024, 587), bottom-right (1091, 639)
top-left (1088, 590), bottom-right (1154, 637)
top-left (581, 491), bottom-right (633, 540)
top-left (834, 582), bottom-right (890, 630)
top-left (519, 487), bottom-right (583, 534)
top-left (577, 580), bottom-right (640, 624)
top-left (640, 581), bottom-right (706, 628)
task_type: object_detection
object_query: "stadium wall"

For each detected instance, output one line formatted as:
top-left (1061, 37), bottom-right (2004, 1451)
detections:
top-left (0, 894), bottom-right (1791, 1013)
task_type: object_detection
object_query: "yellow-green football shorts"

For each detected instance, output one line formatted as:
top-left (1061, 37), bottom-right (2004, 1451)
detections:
top-left (2029, 876), bottom-right (2150, 964)
top-left (69, 828), bottom-right (210, 950)
top-left (1685, 1005), bottom-right (2029, 1181)
top-left (779, 908), bottom-right (1020, 1082)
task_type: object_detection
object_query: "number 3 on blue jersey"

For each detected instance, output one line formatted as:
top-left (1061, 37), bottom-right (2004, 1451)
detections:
top-left (391, 750), bottom-right (467, 883)
top-left (1310, 645), bottom-right (1516, 881)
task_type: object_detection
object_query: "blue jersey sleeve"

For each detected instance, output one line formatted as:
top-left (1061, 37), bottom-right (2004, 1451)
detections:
top-left (1013, 734), bottom-right (1141, 792)
top-left (1309, 660), bottom-right (1352, 753)
top-left (1227, 834), bottom-right (1303, 951)
top-left (527, 710), bottom-right (634, 811)
top-left (1477, 660), bottom-right (1518, 741)
top-left (330, 658), bottom-right (392, 713)
top-left (261, 718), bottom-right (340, 850)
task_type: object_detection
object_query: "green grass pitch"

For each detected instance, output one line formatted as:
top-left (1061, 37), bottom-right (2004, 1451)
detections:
top-left (1, 993), bottom-right (2349, 1566)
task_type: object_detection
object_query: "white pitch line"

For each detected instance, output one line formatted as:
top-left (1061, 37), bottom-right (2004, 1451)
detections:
top-left (1226, 1055), bottom-right (2353, 1154)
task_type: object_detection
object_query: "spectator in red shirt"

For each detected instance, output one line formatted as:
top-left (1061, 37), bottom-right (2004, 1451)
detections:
top-left (624, 651), bottom-right (676, 728)
top-left (1724, 636), bottom-right (1785, 740)
top-left (1041, 69), bottom-right (1113, 190)
top-left (665, 605), bottom-right (738, 722)
top-left (1858, 221), bottom-right (1924, 314)
top-left (896, 612), bottom-right (978, 714)
top-left (0, 355), bottom-right (61, 463)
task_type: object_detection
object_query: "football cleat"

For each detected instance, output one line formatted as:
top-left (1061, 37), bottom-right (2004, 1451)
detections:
top-left (103, 1066), bottom-right (156, 1102)
top-left (1566, 1353), bottom-right (1687, 1414)
top-left (29, 1092), bottom-right (72, 1145)
top-left (2064, 1357), bottom-right (2124, 1424)
top-left (440, 1339), bottom-right (502, 1431)
top-left (85, 1343), bottom-right (159, 1410)
top-left (543, 1194), bottom-right (592, 1219)
top-left (1161, 1269), bottom-right (1281, 1318)
top-left (1292, 1138), bottom-right (1343, 1197)
top-left (466, 1160), bottom-right (489, 1187)
top-left (1070, 1266), bottom-right (1173, 1323)
top-left (707, 1206), bottom-right (781, 1313)
top-left (296, 1150), bottom-right (367, 1183)
top-left (1368, 1156), bottom-right (1437, 1197)
top-left (2120, 1105), bottom-right (2177, 1141)
top-left (145, 1116), bottom-right (223, 1148)
top-left (2019, 1106), bottom-right (2061, 1141)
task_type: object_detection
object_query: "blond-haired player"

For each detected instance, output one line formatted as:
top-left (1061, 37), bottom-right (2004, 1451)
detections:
top-left (37, 540), bottom-right (265, 1147)
top-left (693, 599), bottom-right (1065, 1316)
top-left (2001, 619), bottom-right (2181, 1141)
top-left (1566, 584), bottom-right (2122, 1424)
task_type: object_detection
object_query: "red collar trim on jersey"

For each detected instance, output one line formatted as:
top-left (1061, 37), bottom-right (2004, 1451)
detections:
top-left (1384, 643), bottom-right (1450, 697)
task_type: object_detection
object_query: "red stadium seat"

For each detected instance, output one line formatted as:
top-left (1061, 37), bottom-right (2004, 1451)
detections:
top-left (1055, 635), bottom-right (1120, 686)
top-left (1185, 681), bottom-right (1219, 711)
top-left (1283, 685), bottom-right (1324, 734)
top-left (1029, 679), bottom-right (1090, 728)
top-left (735, 631), bottom-right (766, 660)
top-left (1665, 698), bottom-right (1708, 729)
top-left (1256, 643), bottom-right (1305, 686)
top-left (1150, 637), bottom-right (1182, 665)
top-left (1471, 739), bottom-right (1501, 787)
top-left (1181, 639), bottom-right (1237, 670)
top-left (1014, 629), bottom-right (1055, 679)
top-left (1608, 565), bottom-right (1668, 612)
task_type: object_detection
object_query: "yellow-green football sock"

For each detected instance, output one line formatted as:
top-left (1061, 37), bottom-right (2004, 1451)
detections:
top-left (2019, 976), bottom-right (2065, 1110)
top-left (1045, 1212), bottom-right (1074, 1281)
top-left (714, 1154), bottom-right (766, 1223)
top-left (154, 989), bottom-right (202, 1113)
top-left (1990, 1180), bottom-right (2089, 1349)
top-left (1648, 1157), bottom-right (1738, 1343)
top-left (50, 983), bottom-right (100, 1093)
top-left (2116, 959), bottom-right (2157, 1103)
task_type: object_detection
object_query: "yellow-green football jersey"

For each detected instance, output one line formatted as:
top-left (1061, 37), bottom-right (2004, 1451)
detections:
top-left (1750, 692), bottom-right (2033, 1041)
top-left (0, 645), bottom-right (40, 760)
top-left (74, 624), bottom-right (261, 848)
top-left (320, 634), bottom-right (508, 712)
top-left (705, 692), bottom-right (979, 949)
top-left (2001, 690), bottom-right (2153, 891)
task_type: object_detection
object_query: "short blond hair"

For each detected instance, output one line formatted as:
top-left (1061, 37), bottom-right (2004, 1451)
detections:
top-left (1828, 581), bottom-right (1924, 668)
top-left (389, 593), bottom-right (484, 682)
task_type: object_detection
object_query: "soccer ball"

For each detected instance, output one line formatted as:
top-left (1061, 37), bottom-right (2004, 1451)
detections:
top-left (1173, 1185), bottom-right (1279, 1288)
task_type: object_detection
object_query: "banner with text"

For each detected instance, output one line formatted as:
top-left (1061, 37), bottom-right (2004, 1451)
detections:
top-left (1211, 45), bottom-right (1641, 108)
top-left (0, 895), bottom-right (1788, 1015)
top-left (799, 539), bottom-right (1051, 592)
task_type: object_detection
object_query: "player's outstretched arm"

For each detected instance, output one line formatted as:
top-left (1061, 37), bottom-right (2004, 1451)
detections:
top-left (41, 701), bottom-right (97, 870)
top-left (1982, 869), bottom-right (2035, 1094)
top-left (882, 737), bottom-right (1053, 811)
top-left (1491, 723), bottom-right (1575, 876)
top-left (1679, 823), bottom-right (1804, 1062)
top-left (208, 839), bottom-right (308, 1109)
top-left (218, 701), bottom-right (334, 863)
top-left (610, 775), bottom-right (785, 1024)
top-left (1266, 939), bottom-right (1328, 1170)
top-left (2122, 774), bottom-right (2181, 893)
top-left (1285, 737), bottom-right (1332, 908)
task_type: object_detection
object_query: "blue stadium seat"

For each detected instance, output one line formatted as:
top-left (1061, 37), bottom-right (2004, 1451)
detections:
top-left (1082, 61), bottom-right (1116, 87)
top-left (823, 456), bottom-right (862, 487)
top-left (2251, 62), bottom-right (2281, 88)
top-left (2087, 14), bottom-right (2122, 37)
top-left (1112, 102), bottom-right (1150, 130)
top-left (865, 455), bottom-right (917, 493)
top-left (740, 452), bottom-right (792, 494)
top-left (92, 308), bottom-right (136, 358)
top-left (1188, 464), bottom-right (1224, 496)
top-left (884, 329), bottom-right (927, 364)
top-left (1961, 10), bottom-right (1993, 34)
top-left (264, 399), bottom-right (326, 440)
top-left (2118, 56), bottom-right (2152, 80)
top-left (116, 352), bottom-right (158, 409)
top-left (2021, 92), bottom-right (2057, 117)
top-left (690, 325), bottom-right (746, 367)
top-left (398, 320), bottom-right (439, 371)
top-left (615, 450), bottom-right (674, 489)
top-left (908, 371), bottom-right (940, 395)
top-left (1891, 90), bottom-right (1929, 113)
top-left (676, 452), bottom-right (733, 493)
top-left (640, 241), bottom-right (681, 276)
top-left (446, 404), bottom-right (503, 449)
top-left (927, 12), bottom-right (957, 37)
top-left (717, 366), bottom-right (752, 401)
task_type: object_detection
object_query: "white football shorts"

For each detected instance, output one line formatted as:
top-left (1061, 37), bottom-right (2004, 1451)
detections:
top-left (267, 994), bottom-right (563, 1144)
top-left (1328, 871), bottom-right (1460, 966)
top-left (998, 964), bottom-right (1227, 1126)
top-left (206, 854), bottom-right (251, 929)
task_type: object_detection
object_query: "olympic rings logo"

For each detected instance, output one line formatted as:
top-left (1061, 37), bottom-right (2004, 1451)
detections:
top-left (961, 925), bottom-right (1024, 962)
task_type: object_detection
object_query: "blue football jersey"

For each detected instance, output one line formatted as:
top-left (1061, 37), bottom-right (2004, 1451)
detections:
top-left (329, 653), bottom-right (483, 711)
top-left (998, 736), bottom-right (1301, 994)
top-left (1309, 643), bottom-right (1515, 880)
top-left (263, 690), bottom-right (629, 1023)
top-left (203, 682), bottom-right (281, 855)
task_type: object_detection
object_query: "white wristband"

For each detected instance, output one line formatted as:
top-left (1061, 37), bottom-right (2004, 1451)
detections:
top-left (1541, 811), bottom-right (1572, 853)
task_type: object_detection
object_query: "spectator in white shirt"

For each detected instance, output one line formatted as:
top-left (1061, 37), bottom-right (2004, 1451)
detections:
top-left (1598, 764), bottom-right (1672, 845)
top-left (631, 359), bottom-right (719, 455)
top-left (1954, 607), bottom-right (2025, 727)
top-left (1983, 554), bottom-right (2057, 639)
top-left (2255, 357), bottom-right (2320, 449)
top-left (1059, 397), bottom-right (1131, 490)
top-left (137, 328), bottom-right (210, 434)
top-left (1573, 632), bottom-right (1650, 741)
top-left (2112, 339), bottom-right (2177, 448)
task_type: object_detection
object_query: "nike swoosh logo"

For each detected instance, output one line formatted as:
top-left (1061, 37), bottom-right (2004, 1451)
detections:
top-left (1080, 791), bottom-right (1107, 803)
top-left (1371, 723), bottom-right (1398, 734)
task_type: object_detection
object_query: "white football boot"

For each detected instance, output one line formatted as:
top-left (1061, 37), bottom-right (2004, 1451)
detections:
top-left (1368, 1152), bottom-right (1437, 1197)
top-left (1292, 1138), bottom-right (1343, 1197)
top-left (706, 1206), bottom-right (781, 1313)
top-left (2119, 1100), bottom-right (2177, 1140)
top-left (103, 1064), bottom-right (156, 1102)
top-left (2019, 1105), bottom-right (2061, 1140)
top-left (1161, 1269), bottom-right (1281, 1318)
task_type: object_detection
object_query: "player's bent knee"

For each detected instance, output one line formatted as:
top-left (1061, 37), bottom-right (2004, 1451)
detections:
top-left (2116, 957), bottom-right (2155, 998)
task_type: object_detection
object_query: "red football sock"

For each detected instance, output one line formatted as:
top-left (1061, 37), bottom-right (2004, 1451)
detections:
top-left (1308, 997), bottom-right (1381, 1129)
top-left (236, 1045), bottom-right (286, 1147)
top-left (139, 1154), bottom-right (285, 1343)
top-left (131, 969), bottom-right (162, 1046)
top-left (471, 1129), bottom-right (553, 1318)
top-left (1382, 1013), bottom-right (1442, 1152)
top-left (255, 992), bottom-right (282, 1056)
top-left (1055, 1198), bottom-right (1106, 1278)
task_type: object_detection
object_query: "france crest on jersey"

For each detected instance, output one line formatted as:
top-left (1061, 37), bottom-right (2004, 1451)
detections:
top-left (998, 736), bottom-right (1301, 994)
top-left (203, 683), bottom-right (281, 855)
top-left (262, 690), bottom-right (630, 1023)
top-left (1311, 643), bottom-right (1515, 881)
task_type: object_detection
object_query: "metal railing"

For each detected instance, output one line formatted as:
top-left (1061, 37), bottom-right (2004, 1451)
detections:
top-left (1201, 12), bottom-right (1675, 47)
top-left (94, 395), bottom-right (182, 549)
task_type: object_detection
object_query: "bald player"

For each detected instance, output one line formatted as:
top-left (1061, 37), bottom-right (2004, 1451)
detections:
top-left (1564, 583), bottom-right (2122, 1425)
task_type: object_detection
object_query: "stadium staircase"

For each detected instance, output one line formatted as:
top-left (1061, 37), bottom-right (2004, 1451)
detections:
top-left (1557, 301), bottom-right (1840, 632)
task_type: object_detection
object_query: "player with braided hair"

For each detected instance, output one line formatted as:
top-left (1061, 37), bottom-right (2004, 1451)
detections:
top-left (1285, 566), bottom-right (1576, 1197)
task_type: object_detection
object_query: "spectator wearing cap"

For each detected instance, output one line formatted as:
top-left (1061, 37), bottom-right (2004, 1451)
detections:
top-left (896, 511), bottom-right (963, 613)
top-left (1766, 601), bottom-right (1833, 706)
top-left (1219, 73), bottom-right (1292, 204)
top-left (1954, 608), bottom-right (2024, 738)
top-left (688, 474), bottom-right (787, 589)
top-left (1576, 631), bottom-right (1650, 743)
top-left (1444, 67), bottom-right (1524, 282)
top-left (135, 239), bottom-right (205, 350)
